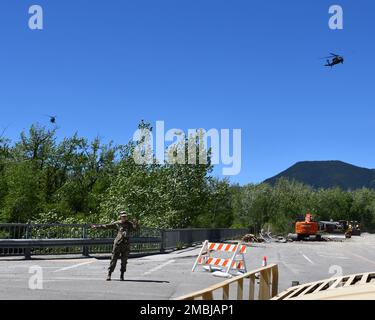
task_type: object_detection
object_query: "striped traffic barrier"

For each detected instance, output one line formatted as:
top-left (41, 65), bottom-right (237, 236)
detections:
top-left (192, 240), bottom-right (248, 275)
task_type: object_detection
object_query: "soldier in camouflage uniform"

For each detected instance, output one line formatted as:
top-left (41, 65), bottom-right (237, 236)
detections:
top-left (92, 211), bottom-right (139, 281)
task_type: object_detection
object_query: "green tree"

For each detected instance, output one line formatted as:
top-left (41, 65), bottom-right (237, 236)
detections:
top-left (1, 161), bottom-right (44, 222)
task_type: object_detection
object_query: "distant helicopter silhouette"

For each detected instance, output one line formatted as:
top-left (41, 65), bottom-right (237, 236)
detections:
top-left (45, 115), bottom-right (57, 124)
top-left (322, 53), bottom-right (344, 68)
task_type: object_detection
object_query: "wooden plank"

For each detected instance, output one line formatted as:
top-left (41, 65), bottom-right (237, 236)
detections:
top-left (237, 278), bottom-right (244, 300)
top-left (222, 284), bottom-right (229, 300)
top-left (249, 274), bottom-right (255, 300)
top-left (271, 265), bottom-right (279, 297)
top-left (258, 269), bottom-right (270, 300)
top-left (202, 291), bottom-right (213, 300)
top-left (176, 264), bottom-right (278, 300)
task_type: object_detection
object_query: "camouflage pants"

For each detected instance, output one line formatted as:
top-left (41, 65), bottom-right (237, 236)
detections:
top-left (108, 243), bottom-right (130, 274)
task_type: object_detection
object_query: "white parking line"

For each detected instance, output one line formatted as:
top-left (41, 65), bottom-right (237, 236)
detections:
top-left (317, 254), bottom-right (350, 260)
top-left (302, 254), bottom-right (314, 265)
top-left (143, 260), bottom-right (175, 275)
top-left (350, 253), bottom-right (375, 266)
top-left (53, 260), bottom-right (95, 273)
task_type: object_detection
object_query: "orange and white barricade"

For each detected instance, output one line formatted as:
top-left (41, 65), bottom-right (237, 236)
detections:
top-left (192, 240), bottom-right (247, 274)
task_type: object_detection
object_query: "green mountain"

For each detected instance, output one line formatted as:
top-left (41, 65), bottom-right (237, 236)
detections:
top-left (264, 161), bottom-right (375, 190)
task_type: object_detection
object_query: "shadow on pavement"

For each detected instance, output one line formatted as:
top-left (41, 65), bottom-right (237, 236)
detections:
top-left (0, 256), bottom-right (95, 262)
top-left (111, 279), bottom-right (170, 283)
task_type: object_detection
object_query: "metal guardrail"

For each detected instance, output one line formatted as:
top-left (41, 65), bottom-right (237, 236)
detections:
top-left (0, 223), bottom-right (162, 258)
top-left (176, 264), bottom-right (279, 300)
top-left (0, 224), bottom-right (249, 259)
top-left (161, 228), bottom-right (248, 251)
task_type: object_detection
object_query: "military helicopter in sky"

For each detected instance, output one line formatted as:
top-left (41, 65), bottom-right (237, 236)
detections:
top-left (44, 115), bottom-right (57, 124)
top-left (323, 53), bottom-right (344, 67)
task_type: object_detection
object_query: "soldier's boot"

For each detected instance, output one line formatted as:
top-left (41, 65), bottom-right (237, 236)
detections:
top-left (106, 273), bottom-right (112, 281)
top-left (120, 272), bottom-right (125, 281)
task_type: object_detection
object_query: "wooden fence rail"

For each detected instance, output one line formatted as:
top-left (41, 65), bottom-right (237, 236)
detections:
top-left (176, 264), bottom-right (278, 300)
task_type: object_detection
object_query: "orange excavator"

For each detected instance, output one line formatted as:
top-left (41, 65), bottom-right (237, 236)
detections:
top-left (289, 212), bottom-right (321, 241)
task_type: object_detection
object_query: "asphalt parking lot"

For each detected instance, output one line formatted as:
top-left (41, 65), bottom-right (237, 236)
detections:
top-left (1, 234), bottom-right (374, 300)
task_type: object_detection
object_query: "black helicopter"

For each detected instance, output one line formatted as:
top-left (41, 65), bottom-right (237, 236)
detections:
top-left (45, 115), bottom-right (57, 124)
top-left (323, 53), bottom-right (344, 67)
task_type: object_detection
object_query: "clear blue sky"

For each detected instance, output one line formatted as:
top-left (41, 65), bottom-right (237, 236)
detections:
top-left (1, 0), bottom-right (374, 184)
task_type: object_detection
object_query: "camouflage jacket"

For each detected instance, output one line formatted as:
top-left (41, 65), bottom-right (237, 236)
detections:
top-left (96, 221), bottom-right (139, 246)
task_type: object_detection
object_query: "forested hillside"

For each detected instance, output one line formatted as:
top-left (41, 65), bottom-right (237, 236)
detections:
top-left (265, 161), bottom-right (375, 190)
top-left (1, 123), bottom-right (375, 233)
